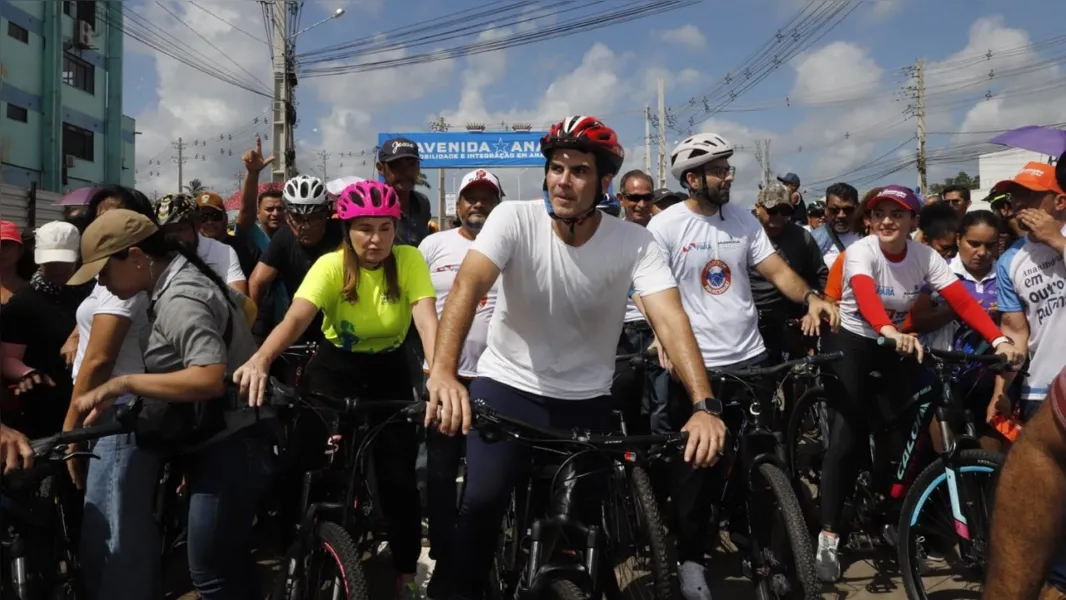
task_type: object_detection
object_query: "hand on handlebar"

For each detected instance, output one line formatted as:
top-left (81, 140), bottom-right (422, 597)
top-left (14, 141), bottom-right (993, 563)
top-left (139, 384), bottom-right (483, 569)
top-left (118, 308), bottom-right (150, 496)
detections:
top-left (681, 411), bottom-right (727, 468)
top-left (880, 329), bottom-right (923, 363)
top-left (426, 373), bottom-right (471, 436)
top-left (0, 424), bottom-right (34, 474)
top-left (993, 341), bottom-right (1025, 368)
top-left (233, 354), bottom-right (272, 408)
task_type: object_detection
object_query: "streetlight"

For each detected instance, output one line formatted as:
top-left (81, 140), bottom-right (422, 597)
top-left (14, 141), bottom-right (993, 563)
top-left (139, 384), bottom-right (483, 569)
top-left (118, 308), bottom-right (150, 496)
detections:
top-left (292, 7), bottom-right (345, 40)
top-left (516, 168), bottom-right (529, 200)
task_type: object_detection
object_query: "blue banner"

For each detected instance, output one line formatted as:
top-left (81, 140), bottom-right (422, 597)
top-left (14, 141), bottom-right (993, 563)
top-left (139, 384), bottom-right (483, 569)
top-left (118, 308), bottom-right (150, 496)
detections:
top-left (377, 131), bottom-right (548, 169)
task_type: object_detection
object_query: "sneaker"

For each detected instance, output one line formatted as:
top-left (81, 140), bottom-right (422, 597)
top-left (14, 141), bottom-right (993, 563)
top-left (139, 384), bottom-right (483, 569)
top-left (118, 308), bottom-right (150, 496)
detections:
top-left (815, 532), bottom-right (842, 583)
top-left (399, 582), bottom-right (424, 600)
top-left (679, 560), bottom-right (713, 600)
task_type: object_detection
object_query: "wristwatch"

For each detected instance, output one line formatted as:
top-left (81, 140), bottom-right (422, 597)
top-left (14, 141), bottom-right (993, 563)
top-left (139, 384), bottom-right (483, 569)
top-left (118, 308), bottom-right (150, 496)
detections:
top-left (803, 289), bottom-right (821, 305)
top-left (693, 398), bottom-right (723, 416)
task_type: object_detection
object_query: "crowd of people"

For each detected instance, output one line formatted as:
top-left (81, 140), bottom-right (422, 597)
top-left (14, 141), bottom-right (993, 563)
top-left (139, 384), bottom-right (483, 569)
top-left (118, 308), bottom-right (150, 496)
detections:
top-left (0, 114), bottom-right (1064, 600)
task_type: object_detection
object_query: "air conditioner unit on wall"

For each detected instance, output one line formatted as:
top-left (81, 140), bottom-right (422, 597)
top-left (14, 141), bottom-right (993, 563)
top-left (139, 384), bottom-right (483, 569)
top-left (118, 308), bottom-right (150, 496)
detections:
top-left (65, 155), bottom-right (76, 168)
top-left (76, 21), bottom-right (93, 47)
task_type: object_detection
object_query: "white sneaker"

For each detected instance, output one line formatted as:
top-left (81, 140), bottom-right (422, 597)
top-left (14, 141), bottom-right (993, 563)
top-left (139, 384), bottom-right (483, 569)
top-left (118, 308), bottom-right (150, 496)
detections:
top-left (679, 560), bottom-right (713, 600)
top-left (815, 532), bottom-right (842, 583)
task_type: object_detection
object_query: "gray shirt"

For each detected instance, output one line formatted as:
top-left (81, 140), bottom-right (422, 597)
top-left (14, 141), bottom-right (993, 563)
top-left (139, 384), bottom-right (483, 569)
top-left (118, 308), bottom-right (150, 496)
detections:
top-left (142, 255), bottom-right (271, 444)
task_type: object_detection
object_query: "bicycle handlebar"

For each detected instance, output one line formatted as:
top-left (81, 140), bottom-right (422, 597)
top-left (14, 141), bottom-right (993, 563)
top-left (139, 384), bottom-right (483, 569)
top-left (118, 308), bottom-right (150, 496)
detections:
top-left (265, 377), bottom-right (423, 417)
top-left (29, 399), bottom-right (144, 457)
top-left (876, 337), bottom-right (1010, 367)
top-left (625, 348), bottom-right (843, 379)
top-left (470, 399), bottom-right (688, 450)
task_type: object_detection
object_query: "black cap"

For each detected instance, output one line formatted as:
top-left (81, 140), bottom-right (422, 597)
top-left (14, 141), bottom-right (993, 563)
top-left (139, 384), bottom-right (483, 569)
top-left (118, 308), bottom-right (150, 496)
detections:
top-left (378, 137), bottom-right (420, 163)
top-left (654, 188), bottom-right (684, 207)
top-left (777, 172), bottom-right (801, 186)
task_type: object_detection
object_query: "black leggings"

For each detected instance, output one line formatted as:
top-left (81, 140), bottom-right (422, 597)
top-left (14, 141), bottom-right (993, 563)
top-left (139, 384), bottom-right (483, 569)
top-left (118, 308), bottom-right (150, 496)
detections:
top-left (819, 328), bottom-right (915, 532)
top-left (301, 342), bottom-right (422, 574)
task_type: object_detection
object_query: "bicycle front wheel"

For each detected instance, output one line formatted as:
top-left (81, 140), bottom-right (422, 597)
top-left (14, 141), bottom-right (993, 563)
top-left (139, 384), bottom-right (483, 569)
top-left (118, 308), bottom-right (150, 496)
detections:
top-left (748, 463), bottom-right (819, 600)
top-left (272, 520), bottom-right (368, 600)
top-left (603, 464), bottom-right (680, 600)
top-left (898, 449), bottom-right (1002, 600)
top-left (546, 578), bottom-right (589, 600)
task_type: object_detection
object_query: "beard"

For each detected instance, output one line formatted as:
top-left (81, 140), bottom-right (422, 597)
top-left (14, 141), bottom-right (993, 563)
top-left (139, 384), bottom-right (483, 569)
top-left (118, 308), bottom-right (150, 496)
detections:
top-left (463, 213), bottom-right (487, 230)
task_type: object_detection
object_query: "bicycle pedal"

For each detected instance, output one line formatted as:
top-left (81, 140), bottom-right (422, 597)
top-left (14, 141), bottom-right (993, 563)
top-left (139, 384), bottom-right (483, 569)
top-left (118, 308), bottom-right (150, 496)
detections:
top-left (846, 532), bottom-right (876, 551)
top-left (770, 573), bottom-right (791, 596)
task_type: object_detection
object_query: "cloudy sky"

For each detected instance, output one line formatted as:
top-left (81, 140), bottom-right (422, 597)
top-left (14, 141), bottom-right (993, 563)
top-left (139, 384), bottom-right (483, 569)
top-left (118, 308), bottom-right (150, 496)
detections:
top-left (127, 0), bottom-right (1066, 210)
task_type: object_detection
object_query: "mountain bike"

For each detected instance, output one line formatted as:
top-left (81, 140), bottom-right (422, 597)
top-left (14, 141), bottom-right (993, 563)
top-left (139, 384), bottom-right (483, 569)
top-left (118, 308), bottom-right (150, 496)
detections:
top-left (264, 377), bottom-right (423, 600)
top-left (1, 401), bottom-right (142, 600)
top-left (472, 399), bottom-right (687, 600)
top-left (785, 340), bottom-right (1010, 598)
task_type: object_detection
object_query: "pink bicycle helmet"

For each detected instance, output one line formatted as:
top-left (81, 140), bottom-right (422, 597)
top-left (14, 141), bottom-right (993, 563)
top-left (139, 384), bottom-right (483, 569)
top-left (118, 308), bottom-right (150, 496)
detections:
top-left (335, 181), bottom-right (401, 220)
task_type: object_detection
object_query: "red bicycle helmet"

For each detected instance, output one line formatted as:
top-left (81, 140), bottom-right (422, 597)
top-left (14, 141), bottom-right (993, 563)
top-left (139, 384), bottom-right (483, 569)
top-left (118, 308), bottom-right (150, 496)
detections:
top-left (541, 116), bottom-right (625, 176)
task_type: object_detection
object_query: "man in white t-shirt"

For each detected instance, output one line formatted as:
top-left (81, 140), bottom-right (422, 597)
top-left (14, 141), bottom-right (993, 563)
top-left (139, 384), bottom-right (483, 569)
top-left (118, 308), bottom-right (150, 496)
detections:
top-left (417, 168), bottom-right (502, 599)
top-left (649, 132), bottom-right (838, 597)
top-left (425, 116), bottom-right (726, 600)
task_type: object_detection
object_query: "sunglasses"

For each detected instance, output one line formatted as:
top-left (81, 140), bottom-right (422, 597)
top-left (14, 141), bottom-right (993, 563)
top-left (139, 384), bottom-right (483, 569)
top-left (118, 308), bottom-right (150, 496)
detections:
top-left (828, 205), bottom-right (856, 216)
top-left (622, 193), bottom-right (655, 203)
top-left (200, 210), bottom-right (225, 222)
top-left (766, 206), bottom-right (794, 217)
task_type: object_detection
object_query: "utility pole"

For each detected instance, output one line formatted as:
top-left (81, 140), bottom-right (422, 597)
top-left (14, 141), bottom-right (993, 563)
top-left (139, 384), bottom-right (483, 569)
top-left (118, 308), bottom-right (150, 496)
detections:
top-left (316, 150), bottom-right (330, 181)
top-left (657, 77), bottom-right (667, 188)
top-left (370, 146), bottom-right (379, 180)
top-left (172, 137), bottom-right (188, 192)
top-left (271, 0), bottom-right (293, 183)
top-left (233, 170), bottom-right (242, 193)
top-left (915, 57), bottom-right (927, 193)
top-left (764, 139), bottom-right (772, 186)
top-left (644, 105), bottom-right (652, 175)
top-left (429, 117), bottom-right (451, 228)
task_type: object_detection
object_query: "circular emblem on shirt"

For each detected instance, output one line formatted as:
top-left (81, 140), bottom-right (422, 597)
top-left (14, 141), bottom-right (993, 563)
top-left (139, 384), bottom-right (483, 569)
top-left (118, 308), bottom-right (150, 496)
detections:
top-left (701, 259), bottom-right (732, 295)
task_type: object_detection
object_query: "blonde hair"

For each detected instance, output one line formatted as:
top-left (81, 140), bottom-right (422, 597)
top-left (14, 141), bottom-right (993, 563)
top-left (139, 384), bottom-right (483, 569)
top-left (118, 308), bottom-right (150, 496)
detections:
top-left (340, 231), bottom-right (400, 304)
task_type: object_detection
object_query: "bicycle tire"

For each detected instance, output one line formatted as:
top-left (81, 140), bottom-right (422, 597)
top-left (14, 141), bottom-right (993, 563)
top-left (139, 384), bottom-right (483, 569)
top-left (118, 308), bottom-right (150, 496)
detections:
top-left (626, 464), bottom-right (681, 599)
top-left (898, 449), bottom-right (1002, 600)
top-left (546, 578), bottom-right (588, 600)
top-left (784, 389), bottom-right (838, 529)
top-left (274, 520), bottom-right (368, 600)
top-left (751, 463), bottom-right (819, 600)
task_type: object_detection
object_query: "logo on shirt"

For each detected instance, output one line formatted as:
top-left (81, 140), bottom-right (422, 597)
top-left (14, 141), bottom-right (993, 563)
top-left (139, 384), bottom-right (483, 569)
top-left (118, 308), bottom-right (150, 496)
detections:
top-left (681, 241), bottom-right (714, 253)
top-left (478, 295), bottom-right (489, 310)
top-left (434, 264), bottom-right (461, 272)
top-left (701, 259), bottom-right (732, 295)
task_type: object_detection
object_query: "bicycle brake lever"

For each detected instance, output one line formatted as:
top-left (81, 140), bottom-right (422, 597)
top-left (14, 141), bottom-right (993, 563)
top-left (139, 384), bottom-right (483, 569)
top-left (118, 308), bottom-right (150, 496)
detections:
top-left (61, 451), bottom-right (100, 461)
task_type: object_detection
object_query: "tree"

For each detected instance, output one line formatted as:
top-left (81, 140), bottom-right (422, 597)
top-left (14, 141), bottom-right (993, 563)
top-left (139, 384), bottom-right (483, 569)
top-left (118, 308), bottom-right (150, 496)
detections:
top-left (416, 172), bottom-right (431, 189)
top-left (184, 178), bottom-right (207, 196)
top-left (929, 171), bottom-right (980, 195)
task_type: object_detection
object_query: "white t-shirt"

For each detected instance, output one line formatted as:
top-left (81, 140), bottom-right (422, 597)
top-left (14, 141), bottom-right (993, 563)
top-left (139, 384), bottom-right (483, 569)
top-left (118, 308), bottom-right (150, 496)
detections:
top-left (72, 285), bottom-right (150, 405)
top-left (72, 238), bottom-right (245, 403)
top-left (419, 229), bottom-right (498, 378)
top-left (839, 236), bottom-right (957, 339)
top-left (471, 201), bottom-right (676, 399)
top-left (198, 234), bottom-right (246, 285)
top-left (997, 229), bottom-right (1066, 403)
top-left (823, 231), bottom-right (860, 267)
top-left (647, 202), bottom-right (775, 367)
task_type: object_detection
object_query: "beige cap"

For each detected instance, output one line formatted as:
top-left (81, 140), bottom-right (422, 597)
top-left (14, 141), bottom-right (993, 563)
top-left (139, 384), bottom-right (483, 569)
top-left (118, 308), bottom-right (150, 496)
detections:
top-left (67, 209), bottom-right (159, 286)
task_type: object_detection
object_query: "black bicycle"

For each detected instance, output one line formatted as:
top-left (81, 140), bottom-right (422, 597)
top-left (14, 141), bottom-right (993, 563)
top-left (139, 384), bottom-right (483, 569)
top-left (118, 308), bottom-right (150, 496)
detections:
top-left (471, 399), bottom-right (688, 600)
top-left (1, 400), bottom-right (142, 600)
top-left (785, 339), bottom-right (1010, 599)
top-left (638, 351), bottom-right (838, 600)
top-left (264, 377), bottom-right (422, 600)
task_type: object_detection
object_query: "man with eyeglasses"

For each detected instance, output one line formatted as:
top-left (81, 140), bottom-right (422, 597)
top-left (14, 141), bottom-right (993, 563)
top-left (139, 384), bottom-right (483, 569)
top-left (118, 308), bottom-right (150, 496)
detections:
top-left (750, 182), bottom-right (829, 363)
top-left (195, 191), bottom-right (260, 279)
top-left (811, 182), bottom-right (862, 267)
top-left (648, 133), bottom-right (838, 599)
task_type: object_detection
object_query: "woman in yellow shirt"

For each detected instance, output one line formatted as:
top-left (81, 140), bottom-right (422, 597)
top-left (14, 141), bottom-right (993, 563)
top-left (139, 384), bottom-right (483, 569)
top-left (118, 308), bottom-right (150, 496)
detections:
top-left (234, 180), bottom-right (438, 599)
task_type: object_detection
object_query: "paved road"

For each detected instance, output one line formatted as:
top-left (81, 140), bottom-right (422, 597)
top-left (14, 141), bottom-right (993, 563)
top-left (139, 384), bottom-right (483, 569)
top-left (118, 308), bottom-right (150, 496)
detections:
top-left (165, 531), bottom-right (980, 599)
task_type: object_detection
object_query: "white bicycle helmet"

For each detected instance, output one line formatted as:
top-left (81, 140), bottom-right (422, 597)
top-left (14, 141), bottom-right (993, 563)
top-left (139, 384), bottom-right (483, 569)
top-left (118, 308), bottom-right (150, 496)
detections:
top-left (283, 175), bottom-right (329, 215)
top-left (670, 133), bottom-right (735, 184)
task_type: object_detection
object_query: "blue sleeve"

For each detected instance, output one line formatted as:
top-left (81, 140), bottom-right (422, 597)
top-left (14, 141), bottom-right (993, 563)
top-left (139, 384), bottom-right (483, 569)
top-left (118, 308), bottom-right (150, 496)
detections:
top-left (996, 244), bottom-right (1024, 313)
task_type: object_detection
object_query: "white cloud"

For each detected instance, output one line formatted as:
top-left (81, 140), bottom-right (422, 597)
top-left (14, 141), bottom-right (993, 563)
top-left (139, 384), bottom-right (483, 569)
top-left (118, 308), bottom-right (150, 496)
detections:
top-left (696, 118), bottom-right (778, 207)
top-left (655, 24), bottom-right (706, 50)
top-left (789, 41), bottom-right (883, 104)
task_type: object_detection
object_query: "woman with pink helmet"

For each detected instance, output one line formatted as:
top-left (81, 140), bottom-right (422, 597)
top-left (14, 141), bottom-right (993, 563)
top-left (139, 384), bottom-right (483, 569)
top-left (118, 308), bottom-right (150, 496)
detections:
top-left (234, 180), bottom-right (438, 599)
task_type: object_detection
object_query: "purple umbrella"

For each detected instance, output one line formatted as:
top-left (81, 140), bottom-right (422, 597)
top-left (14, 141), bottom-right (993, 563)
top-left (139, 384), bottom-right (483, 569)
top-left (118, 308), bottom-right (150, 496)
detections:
top-left (990, 125), bottom-right (1066, 157)
top-left (58, 186), bottom-right (101, 206)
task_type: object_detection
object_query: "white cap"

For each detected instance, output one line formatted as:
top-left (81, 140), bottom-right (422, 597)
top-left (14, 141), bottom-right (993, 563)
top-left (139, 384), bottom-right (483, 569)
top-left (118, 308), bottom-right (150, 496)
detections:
top-left (459, 169), bottom-right (504, 198)
top-left (34, 221), bottom-right (80, 264)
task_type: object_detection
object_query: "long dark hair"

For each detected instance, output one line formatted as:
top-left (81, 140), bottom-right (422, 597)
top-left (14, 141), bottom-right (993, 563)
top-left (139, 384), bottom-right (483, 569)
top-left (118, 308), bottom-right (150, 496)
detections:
top-left (116, 230), bottom-right (235, 309)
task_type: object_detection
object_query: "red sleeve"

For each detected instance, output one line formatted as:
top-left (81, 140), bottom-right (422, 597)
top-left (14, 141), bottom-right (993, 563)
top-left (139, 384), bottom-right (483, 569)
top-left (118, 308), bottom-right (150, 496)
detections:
top-left (851, 274), bottom-right (894, 333)
top-left (939, 281), bottom-right (1003, 344)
